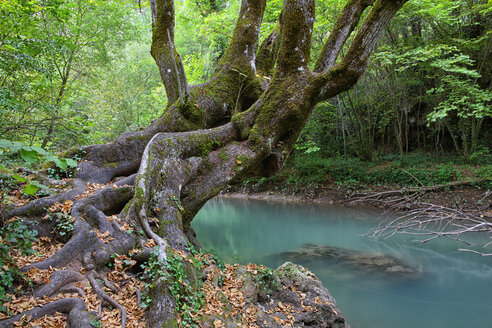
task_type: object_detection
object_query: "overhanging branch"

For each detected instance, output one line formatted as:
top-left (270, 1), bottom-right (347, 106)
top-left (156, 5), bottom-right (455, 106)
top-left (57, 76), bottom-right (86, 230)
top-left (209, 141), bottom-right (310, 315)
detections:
top-left (314, 0), bottom-right (375, 72)
top-left (315, 0), bottom-right (408, 101)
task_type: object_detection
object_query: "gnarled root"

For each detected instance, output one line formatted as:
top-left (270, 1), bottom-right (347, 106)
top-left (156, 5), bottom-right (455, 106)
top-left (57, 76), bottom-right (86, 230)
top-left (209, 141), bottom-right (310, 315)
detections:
top-left (33, 270), bottom-right (85, 298)
top-left (4, 179), bottom-right (87, 219)
top-left (87, 271), bottom-right (127, 328)
top-left (0, 298), bottom-right (94, 328)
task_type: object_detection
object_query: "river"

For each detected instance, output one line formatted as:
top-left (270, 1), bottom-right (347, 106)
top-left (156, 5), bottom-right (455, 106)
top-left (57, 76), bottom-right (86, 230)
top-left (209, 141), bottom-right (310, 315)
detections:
top-left (191, 198), bottom-right (492, 328)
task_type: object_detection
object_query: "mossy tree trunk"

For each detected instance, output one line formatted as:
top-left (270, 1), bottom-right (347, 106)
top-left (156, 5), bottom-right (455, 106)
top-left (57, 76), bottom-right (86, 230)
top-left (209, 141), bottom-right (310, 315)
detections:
top-left (2, 0), bottom-right (408, 327)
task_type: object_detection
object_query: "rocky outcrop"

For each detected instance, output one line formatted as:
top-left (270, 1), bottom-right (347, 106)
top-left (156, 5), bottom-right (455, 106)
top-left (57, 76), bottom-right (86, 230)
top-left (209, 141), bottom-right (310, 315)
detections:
top-left (198, 262), bottom-right (349, 328)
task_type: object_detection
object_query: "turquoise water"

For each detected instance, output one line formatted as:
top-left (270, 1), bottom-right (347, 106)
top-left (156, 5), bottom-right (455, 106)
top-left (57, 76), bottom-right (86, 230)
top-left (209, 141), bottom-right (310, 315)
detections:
top-left (191, 198), bottom-right (492, 328)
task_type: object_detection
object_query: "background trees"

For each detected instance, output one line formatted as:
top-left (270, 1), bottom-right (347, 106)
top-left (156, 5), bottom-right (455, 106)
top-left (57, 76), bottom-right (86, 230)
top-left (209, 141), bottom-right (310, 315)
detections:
top-left (1, 0), bottom-right (138, 149)
top-left (2, 0), bottom-right (490, 162)
top-left (297, 0), bottom-right (492, 162)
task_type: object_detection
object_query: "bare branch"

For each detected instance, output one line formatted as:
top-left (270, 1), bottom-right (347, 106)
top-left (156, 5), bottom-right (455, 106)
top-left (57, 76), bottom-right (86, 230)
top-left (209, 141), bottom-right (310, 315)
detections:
top-left (458, 249), bottom-right (492, 257)
top-left (365, 202), bottom-right (492, 255)
top-left (314, 0), bottom-right (375, 72)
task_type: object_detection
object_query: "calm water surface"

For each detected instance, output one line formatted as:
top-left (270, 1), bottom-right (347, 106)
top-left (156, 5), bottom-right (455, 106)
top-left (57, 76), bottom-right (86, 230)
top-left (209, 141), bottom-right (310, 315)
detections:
top-left (191, 198), bottom-right (492, 328)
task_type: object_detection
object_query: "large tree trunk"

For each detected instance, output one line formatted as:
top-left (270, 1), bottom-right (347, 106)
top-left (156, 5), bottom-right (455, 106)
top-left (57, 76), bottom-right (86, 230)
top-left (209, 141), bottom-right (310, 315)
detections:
top-left (1, 0), bottom-right (408, 327)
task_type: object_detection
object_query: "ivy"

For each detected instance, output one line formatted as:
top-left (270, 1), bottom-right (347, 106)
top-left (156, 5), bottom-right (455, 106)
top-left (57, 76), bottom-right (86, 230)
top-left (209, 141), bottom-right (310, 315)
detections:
top-left (140, 247), bottom-right (229, 327)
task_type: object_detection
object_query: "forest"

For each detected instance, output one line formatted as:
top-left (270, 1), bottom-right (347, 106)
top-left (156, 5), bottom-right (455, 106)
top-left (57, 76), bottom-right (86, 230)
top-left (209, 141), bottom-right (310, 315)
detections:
top-left (0, 0), bottom-right (491, 327)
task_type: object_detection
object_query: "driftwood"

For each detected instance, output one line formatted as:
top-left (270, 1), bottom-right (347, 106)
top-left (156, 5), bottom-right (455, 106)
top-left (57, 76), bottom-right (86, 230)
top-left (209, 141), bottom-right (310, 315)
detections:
top-left (364, 195), bottom-right (492, 256)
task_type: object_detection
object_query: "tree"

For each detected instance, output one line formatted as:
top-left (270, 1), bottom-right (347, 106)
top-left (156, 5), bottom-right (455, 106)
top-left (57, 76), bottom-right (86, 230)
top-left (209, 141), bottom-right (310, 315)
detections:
top-left (1, 0), bottom-right (408, 326)
top-left (0, 0), bottom-right (136, 149)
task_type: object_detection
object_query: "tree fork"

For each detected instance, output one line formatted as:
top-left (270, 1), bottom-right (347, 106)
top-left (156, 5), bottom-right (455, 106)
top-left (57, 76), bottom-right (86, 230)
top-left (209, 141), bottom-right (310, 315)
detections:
top-left (2, 0), bottom-right (411, 326)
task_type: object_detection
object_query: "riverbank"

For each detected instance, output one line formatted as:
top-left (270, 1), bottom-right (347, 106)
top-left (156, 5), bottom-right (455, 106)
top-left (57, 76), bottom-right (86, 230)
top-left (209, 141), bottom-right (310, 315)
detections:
top-left (222, 180), bottom-right (492, 215)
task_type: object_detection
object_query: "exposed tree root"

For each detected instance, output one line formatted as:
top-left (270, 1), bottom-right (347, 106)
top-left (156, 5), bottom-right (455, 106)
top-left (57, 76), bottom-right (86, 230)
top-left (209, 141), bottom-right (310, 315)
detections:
top-left (4, 179), bottom-right (87, 218)
top-left (21, 221), bottom-right (97, 271)
top-left (2, 172), bottom-right (146, 327)
top-left (0, 298), bottom-right (94, 328)
top-left (88, 271), bottom-right (127, 328)
top-left (33, 270), bottom-right (84, 298)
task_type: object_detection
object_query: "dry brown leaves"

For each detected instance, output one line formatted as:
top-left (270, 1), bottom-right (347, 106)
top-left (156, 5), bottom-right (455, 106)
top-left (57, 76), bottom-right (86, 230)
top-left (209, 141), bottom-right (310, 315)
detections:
top-left (264, 299), bottom-right (296, 327)
top-left (8, 189), bottom-right (29, 207)
top-left (1, 292), bottom-right (77, 324)
top-left (73, 182), bottom-right (108, 200)
top-left (82, 270), bottom-right (146, 328)
top-left (16, 312), bottom-right (66, 328)
top-left (95, 229), bottom-right (115, 244)
top-left (1, 235), bottom-right (147, 328)
top-left (47, 200), bottom-right (73, 215)
top-left (192, 256), bottom-right (260, 328)
top-left (2, 270), bottom-right (147, 328)
top-left (11, 237), bottom-right (63, 269)
top-left (144, 239), bottom-right (156, 248)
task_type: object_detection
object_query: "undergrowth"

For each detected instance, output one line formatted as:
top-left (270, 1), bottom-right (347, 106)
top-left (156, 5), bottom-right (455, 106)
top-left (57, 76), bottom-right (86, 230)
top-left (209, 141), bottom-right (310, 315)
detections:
top-left (0, 219), bottom-right (38, 313)
top-left (243, 153), bottom-right (492, 189)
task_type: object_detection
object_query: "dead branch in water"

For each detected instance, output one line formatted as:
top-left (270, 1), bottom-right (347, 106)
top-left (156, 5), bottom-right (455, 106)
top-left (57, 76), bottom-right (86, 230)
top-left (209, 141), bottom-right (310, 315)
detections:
top-left (365, 202), bottom-right (492, 256)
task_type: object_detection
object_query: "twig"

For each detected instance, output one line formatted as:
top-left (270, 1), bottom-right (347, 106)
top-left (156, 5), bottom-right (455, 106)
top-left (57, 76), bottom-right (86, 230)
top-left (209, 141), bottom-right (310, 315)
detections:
top-left (365, 201), bottom-right (492, 255)
top-left (458, 249), bottom-right (492, 256)
top-left (401, 168), bottom-right (424, 187)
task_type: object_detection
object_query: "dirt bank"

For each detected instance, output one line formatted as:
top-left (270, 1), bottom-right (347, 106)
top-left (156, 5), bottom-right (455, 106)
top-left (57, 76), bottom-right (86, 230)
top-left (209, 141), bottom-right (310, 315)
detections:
top-left (223, 182), bottom-right (492, 215)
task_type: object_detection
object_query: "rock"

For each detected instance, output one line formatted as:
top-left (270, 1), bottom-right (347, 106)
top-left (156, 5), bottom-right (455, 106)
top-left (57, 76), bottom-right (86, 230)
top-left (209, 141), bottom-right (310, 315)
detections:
top-left (243, 262), bottom-right (349, 328)
top-left (201, 264), bottom-right (221, 287)
top-left (197, 261), bottom-right (349, 328)
top-left (276, 243), bottom-right (420, 279)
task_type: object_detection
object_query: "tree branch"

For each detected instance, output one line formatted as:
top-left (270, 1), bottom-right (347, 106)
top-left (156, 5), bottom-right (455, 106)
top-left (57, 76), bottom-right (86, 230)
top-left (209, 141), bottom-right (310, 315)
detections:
top-left (314, 0), bottom-right (375, 72)
top-left (255, 22), bottom-right (280, 77)
top-left (276, 0), bottom-right (316, 74)
top-left (150, 0), bottom-right (188, 105)
top-left (365, 202), bottom-right (492, 254)
top-left (216, 0), bottom-right (266, 76)
top-left (315, 0), bottom-right (408, 101)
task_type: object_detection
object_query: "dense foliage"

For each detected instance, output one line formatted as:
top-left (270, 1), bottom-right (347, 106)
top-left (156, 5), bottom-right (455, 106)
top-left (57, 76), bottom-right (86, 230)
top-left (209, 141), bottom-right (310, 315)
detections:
top-left (1, 0), bottom-right (491, 176)
top-left (296, 0), bottom-right (492, 163)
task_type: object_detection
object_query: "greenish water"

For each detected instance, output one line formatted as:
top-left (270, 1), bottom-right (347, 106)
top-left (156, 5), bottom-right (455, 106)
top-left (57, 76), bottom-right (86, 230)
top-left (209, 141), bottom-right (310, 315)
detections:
top-left (191, 198), bottom-right (492, 328)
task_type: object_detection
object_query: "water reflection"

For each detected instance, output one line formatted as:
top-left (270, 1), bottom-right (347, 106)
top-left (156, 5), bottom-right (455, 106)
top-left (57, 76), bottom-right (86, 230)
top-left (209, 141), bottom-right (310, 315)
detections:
top-left (192, 198), bottom-right (492, 328)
